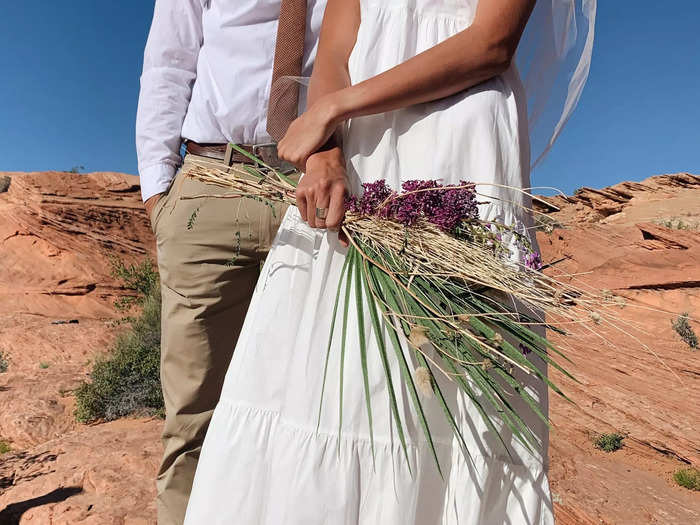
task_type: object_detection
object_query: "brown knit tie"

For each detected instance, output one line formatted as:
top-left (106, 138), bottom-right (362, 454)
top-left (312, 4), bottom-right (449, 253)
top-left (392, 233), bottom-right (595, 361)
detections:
top-left (266, 0), bottom-right (308, 142)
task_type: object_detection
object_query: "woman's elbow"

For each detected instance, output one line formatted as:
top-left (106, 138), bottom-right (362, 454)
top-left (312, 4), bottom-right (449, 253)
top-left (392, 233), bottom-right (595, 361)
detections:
top-left (485, 42), bottom-right (515, 75)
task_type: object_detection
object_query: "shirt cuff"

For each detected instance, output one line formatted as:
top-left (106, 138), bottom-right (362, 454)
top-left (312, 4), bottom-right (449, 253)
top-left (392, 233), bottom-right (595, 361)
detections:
top-left (139, 163), bottom-right (177, 202)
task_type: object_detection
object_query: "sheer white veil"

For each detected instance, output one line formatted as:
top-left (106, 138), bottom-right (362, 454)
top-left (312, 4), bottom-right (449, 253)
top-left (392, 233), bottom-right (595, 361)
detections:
top-left (516, 0), bottom-right (597, 168)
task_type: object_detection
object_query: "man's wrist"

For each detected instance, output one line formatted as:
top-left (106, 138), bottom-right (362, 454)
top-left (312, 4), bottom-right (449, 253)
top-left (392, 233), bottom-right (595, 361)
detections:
top-left (307, 145), bottom-right (344, 168)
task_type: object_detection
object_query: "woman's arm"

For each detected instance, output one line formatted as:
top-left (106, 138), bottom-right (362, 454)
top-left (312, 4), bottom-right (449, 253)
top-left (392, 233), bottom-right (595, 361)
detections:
top-left (290, 0), bottom-right (361, 229)
top-left (279, 0), bottom-right (536, 169)
top-left (306, 0), bottom-right (360, 110)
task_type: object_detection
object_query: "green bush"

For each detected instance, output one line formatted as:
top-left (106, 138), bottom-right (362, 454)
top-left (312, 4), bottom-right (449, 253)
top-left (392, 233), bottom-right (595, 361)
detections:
top-left (0, 439), bottom-right (11, 455)
top-left (673, 467), bottom-right (700, 491)
top-left (0, 350), bottom-right (9, 373)
top-left (594, 432), bottom-right (624, 452)
top-left (0, 175), bottom-right (10, 193)
top-left (74, 259), bottom-right (163, 423)
top-left (654, 217), bottom-right (699, 231)
top-left (672, 313), bottom-right (698, 349)
top-left (110, 258), bottom-right (160, 311)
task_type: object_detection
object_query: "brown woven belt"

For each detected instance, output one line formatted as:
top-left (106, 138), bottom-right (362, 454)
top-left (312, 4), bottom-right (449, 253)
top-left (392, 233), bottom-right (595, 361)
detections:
top-left (184, 140), bottom-right (294, 171)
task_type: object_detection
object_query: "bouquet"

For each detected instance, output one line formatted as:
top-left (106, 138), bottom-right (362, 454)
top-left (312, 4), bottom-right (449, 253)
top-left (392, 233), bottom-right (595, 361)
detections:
top-left (185, 145), bottom-right (623, 473)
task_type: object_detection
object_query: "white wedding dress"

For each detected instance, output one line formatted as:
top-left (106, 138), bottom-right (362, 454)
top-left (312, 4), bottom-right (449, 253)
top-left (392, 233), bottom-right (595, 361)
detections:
top-left (184, 1), bottom-right (595, 523)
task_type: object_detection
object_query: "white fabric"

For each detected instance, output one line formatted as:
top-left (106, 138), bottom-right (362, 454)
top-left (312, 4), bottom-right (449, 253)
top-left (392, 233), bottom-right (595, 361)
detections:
top-left (135, 0), bottom-right (327, 202)
top-left (185, 1), bottom-right (562, 523)
top-left (517, 0), bottom-right (597, 167)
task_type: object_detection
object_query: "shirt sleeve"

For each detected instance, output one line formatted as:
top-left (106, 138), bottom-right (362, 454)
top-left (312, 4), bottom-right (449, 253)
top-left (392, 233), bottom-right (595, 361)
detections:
top-left (136, 0), bottom-right (204, 202)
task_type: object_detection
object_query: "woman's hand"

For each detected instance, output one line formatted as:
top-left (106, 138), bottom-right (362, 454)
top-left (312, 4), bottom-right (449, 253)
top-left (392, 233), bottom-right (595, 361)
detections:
top-left (295, 147), bottom-right (348, 232)
top-left (278, 94), bottom-right (344, 172)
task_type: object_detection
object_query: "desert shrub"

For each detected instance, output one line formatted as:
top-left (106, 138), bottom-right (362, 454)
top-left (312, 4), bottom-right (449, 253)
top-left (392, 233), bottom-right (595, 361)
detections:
top-left (672, 313), bottom-right (698, 349)
top-left (673, 467), bottom-right (700, 490)
top-left (0, 439), bottom-right (11, 455)
top-left (654, 217), bottom-right (699, 231)
top-left (39, 362), bottom-right (50, 369)
top-left (74, 259), bottom-right (163, 423)
top-left (673, 468), bottom-right (700, 491)
top-left (110, 258), bottom-right (160, 311)
top-left (0, 350), bottom-right (9, 373)
top-left (0, 175), bottom-right (10, 193)
top-left (594, 432), bottom-right (624, 452)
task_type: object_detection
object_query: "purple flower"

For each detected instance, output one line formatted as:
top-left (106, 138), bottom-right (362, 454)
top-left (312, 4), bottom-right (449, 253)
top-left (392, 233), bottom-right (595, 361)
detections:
top-left (387, 180), bottom-right (440, 226)
top-left (523, 251), bottom-right (542, 271)
top-left (346, 180), bottom-right (397, 216)
top-left (430, 181), bottom-right (479, 232)
top-left (344, 194), bottom-right (360, 213)
top-left (344, 179), bottom-right (479, 233)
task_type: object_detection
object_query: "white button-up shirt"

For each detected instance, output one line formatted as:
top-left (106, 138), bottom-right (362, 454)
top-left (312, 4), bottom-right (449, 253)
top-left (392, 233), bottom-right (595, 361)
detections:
top-left (136, 0), bottom-right (327, 202)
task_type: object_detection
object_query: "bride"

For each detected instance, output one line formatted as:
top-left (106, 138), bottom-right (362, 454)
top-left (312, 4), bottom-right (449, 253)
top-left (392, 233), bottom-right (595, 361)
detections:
top-left (184, 0), bottom-right (594, 523)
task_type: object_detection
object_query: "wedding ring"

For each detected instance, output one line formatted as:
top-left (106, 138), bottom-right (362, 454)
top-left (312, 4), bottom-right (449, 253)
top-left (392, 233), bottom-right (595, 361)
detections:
top-left (315, 207), bottom-right (328, 220)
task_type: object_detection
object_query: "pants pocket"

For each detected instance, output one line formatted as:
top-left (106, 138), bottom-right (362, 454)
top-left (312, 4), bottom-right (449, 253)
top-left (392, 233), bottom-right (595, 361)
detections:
top-left (149, 170), bottom-right (183, 235)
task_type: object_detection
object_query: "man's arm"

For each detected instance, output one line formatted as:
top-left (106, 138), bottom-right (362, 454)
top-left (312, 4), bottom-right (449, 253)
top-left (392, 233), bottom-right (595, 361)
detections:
top-left (136, 0), bottom-right (204, 207)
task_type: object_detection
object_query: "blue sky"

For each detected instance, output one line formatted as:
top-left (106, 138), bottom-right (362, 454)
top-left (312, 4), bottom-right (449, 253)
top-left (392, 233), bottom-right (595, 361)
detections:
top-left (1, 1), bottom-right (698, 194)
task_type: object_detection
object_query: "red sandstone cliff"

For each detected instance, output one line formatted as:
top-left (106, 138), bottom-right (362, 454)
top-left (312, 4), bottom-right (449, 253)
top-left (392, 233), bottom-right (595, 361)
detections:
top-left (0, 171), bottom-right (698, 523)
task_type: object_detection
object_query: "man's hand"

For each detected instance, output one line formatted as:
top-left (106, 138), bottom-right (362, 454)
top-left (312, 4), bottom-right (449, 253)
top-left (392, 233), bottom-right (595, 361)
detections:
top-left (295, 147), bottom-right (348, 232)
top-left (144, 193), bottom-right (163, 220)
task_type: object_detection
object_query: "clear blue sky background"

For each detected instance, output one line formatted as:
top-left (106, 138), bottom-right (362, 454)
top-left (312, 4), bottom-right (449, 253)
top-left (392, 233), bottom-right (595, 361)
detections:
top-left (1, 1), bottom-right (698, 194)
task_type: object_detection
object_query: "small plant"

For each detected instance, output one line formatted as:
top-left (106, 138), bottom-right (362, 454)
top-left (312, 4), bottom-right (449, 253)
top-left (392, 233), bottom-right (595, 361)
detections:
top-left (534, 213), bottom-right (563, 234)
top-left (594, 432), bottom-right (624, 452)
top-left (654, 217), bottom-right (699, 231)
top-left (672, 313), bottom-right (698, 349)
top-left (75, 258), bottom-right (163, 423)
top-left (673, 467), bottom-right (700, 491)
top-left (0, 439), bottom-right (11, 455)
top-left (0, 175), bottom-right (10, 193)
top-left (110, 257), bottom-right (159, 311)
top-left (0, 350), bottom-right (9, 373)
top-left (39, 361), bottom-right (51, 369)
top-left (67, 165), bottom-right (85, 174)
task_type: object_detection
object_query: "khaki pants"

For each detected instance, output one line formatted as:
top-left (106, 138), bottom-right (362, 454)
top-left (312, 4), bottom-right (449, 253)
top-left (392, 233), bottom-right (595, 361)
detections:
top-left (150, 154), bottom-right (288, 525)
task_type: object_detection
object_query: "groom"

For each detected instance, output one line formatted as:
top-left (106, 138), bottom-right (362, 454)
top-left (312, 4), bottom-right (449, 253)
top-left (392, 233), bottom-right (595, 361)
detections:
top-left (136, 1), bottom-right (344, 523)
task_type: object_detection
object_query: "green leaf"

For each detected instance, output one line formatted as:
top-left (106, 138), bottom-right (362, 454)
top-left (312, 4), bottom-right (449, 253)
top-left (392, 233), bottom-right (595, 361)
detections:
top-left (362, 257), bottom-right (413, 474)
top-left (390, 275), bottom-right (524, 458)
top-left (317, 248), bottom-right (351, 431)
top-left (228, 143), bottom-right (298, 188)
top-left (354, 252), bottom-right (376, 467)
top-left (338, 247), bottom-right (354, 454)
top-left (415, 352), bottom-right (471, 461)
top-left (373, 267), bottom-right (443, 478)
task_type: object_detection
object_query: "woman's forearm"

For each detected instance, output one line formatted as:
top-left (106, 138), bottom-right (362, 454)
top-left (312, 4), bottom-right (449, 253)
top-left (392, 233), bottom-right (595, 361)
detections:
top-left (307, 54), bottom-right (352, 108)
top-left (307, 0), bottom-right (360, 109)
top-left (325, 0), bottom-right (535, 124)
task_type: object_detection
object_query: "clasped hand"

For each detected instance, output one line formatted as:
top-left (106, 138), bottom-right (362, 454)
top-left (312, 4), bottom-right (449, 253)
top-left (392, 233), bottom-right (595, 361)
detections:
top-left (278, 96), bottom-right (349, 235)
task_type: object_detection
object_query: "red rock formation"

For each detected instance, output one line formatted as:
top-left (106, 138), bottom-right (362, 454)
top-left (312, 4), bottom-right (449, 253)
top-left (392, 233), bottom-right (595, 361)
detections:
top-left (0, 171), bottom-right (159, 523)
top-left (536, 173), bottom-right (700, 524)
top-left (0, 171), bottom-right (698, 523)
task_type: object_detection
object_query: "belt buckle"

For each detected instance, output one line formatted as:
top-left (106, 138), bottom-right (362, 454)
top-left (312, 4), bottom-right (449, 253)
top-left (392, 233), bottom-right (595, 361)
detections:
top-left (253, 143), bottom-right (296, 173)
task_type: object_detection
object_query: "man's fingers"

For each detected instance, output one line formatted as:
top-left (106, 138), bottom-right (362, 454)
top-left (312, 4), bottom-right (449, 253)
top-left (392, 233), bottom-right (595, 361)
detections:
top-left (306, 189), bottom-right (317, 228)
top-left (325, 184), bottom-right (347, 230)
top-left (297, 190), bottom-right (308, 222)
top-left (314, 192), bottom-right (331, 230)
